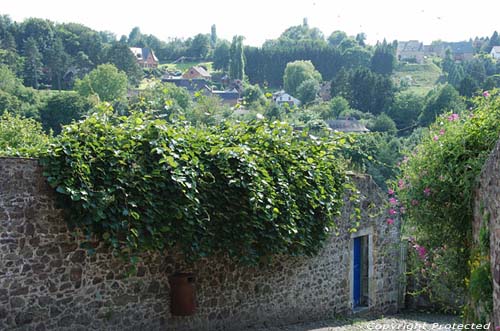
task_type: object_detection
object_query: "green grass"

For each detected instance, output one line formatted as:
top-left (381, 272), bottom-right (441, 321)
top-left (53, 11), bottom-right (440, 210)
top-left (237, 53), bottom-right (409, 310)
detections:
top-left (160, 61), bottom-right (214, 73)
top-left (393, 58), bottom-right (444, 96)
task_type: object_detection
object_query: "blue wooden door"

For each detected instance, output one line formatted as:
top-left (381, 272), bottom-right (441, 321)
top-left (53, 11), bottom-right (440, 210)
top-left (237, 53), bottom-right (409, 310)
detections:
top-left (353, 237), bottom-right (361, 307)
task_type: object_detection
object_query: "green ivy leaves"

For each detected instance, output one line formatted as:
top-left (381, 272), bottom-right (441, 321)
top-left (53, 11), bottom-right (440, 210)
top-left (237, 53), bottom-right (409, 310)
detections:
top-left (41, 104), bottom-right (349, 265)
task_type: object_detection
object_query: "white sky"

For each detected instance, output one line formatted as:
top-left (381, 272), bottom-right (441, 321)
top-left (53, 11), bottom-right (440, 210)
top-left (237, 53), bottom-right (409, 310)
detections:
top-left (2, 0), bottom-right (500, 46)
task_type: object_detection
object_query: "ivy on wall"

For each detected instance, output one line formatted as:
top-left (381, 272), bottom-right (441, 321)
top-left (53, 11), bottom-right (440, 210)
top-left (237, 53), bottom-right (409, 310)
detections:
top-left (41, 104), bottom-right (351, 264)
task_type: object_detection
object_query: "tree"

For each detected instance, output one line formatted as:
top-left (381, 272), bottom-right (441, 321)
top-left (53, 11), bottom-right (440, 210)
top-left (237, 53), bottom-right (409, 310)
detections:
top-left (189, 34), bottom-right (210, 59)
top-left (23, 37), bottom-right (42, 89)
top-left (487, 31), bottom-right (500, 52)
top-left (0, 64), bottom-right (20, 93)
top-left (129, 82), bottom-right (191, 117)
top-left (296, 78), bottom-right (320, 105)
top-left (326, 96), bottom-right (351, 119)
top-left (75, 64), bottom-right (128, 102)
top-left (334, 67), bottom-right (395, 115)
top-left (419, 84), bottom-right (465, 126)
top-left (327, 31), bottom-right (347, 47)
top-left (45, 37), bottom-right (70, 90)
top-left (283, 60), bottom-right (322, 96)
top-left (210, 24), bottom-right (217, 48)
top-left (342, 46), bottom-right (372, 69)
top-left (105, 41), bottom-right (143, 85)
top-left (458, 75), bottom-right (479, 97)
top-left (229, 36), bottom-right (245, 80)
top-left (447, 64), bottom-right (465, 88)
top-left (355, 33), bottom-right (366, 47)
top-left (371, 40), bottom-right (396, 75)
top-left (213, 40), bottom-right (230, 71)
top-left (40, 92), bottom-right (93, 134)
top-left (128, 27), bottom-right (143, 47)
top-left (387, 91), bottom-right (424, 131)
top-left (369, 113), bottom-right (397, 134)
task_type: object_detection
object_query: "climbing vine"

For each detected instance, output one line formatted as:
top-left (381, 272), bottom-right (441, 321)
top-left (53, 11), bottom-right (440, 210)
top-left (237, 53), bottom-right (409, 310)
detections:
top-left (41, 104), bottom-right (351, 265)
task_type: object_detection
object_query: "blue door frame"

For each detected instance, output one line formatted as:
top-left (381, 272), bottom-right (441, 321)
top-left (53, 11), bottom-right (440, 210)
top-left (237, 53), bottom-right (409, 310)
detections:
top-left (353, 237), bottom-right (361, 307)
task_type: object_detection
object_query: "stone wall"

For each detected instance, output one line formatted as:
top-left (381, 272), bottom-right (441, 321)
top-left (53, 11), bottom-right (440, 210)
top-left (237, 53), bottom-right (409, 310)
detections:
top-left (0, 158), bottom-right (401, 331)
top-left (474, 138), bottom-right (500, 328)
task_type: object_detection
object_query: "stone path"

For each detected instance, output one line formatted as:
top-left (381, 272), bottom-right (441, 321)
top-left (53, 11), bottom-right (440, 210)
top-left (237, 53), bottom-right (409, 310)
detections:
top-left (245, 313), bottom-right (463, 331)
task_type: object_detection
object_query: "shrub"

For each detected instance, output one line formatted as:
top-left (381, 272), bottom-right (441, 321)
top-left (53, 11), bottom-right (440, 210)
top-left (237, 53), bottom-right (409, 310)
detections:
top-left (0, 112), bottom-right (51, 157)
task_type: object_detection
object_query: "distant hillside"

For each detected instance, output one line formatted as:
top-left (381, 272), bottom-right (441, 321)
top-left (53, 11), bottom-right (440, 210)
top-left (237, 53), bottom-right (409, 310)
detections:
top-left (393, 58), bottom-right (444, 95)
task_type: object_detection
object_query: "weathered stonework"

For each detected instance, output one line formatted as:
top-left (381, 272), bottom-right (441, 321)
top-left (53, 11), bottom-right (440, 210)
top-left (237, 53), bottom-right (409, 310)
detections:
top-left (474, 138), bottom-right (500, 328)
top-left (0, 157), bottom-right (401, 331)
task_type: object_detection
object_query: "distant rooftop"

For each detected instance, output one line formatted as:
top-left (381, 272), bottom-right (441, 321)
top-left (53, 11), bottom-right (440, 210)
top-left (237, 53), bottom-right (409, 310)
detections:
top-left (326, 119), bottom-right (370, 133)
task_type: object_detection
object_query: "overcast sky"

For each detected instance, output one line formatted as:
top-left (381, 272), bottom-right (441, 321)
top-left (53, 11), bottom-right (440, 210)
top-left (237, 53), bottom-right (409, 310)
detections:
top-left (2, 0), bottom-right (500, 46)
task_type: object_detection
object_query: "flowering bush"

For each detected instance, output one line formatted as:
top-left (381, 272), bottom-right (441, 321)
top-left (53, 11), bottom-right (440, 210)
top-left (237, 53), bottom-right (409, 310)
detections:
top-left (396, 91), bottom-right (500, 312)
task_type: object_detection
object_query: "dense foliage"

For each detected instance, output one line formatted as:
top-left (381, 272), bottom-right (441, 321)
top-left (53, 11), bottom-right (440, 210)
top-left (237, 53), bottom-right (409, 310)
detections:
top-left (396, 91), bottom-right (500, 310)
top-left (41, 106), bottom-right (350, 264)
top-left (0, 112), bottom-right (51, 157)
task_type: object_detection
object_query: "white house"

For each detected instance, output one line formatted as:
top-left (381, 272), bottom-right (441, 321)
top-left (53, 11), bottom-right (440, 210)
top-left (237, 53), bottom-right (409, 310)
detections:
top-left (272, 91), bottom-right (301, 107)
top-left (491, 46), bottom-right (500, 60)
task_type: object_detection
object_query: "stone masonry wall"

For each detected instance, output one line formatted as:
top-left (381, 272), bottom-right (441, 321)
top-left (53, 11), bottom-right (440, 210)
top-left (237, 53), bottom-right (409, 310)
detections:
top-left (474, 138), bottom-right (500, 328)
top-left (0, 158), bottom-right (401, 331)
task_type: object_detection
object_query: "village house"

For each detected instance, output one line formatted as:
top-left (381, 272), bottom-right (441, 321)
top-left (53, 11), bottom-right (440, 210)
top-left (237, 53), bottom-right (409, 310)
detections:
top-left (211, 88), bottom-right (240, 106)
top-left (273, 90), bottom-right (301, 107)
top-left (182, 66), bottom-right (212, 80)
top-left (397, 40), bottom-right (425, 64)
top-left (161, 77), bottom-right (211, 94)
top-left (425, 41), bottom-right (474, 61)
top-left (491, 46), bottom-right (500, 60)
top-left (130, 47), bottom-right (159, 68)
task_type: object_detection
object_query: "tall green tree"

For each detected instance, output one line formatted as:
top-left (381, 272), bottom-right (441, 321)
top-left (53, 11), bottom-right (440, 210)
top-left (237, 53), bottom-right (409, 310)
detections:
top-left (105, 41), bottom-right (142, 85)
top-left (371, 40), bottom-right (396, 75)
top-left (213, 40), bottom-right (230, 71)
top-left (210, 24), bottom-right (217, 48)
top-left (23, 37), bottom-right (43, 89)
top-left (229, 35), bottom-right (245, 80)
top-left (128, 27), bottom-right (143, 47)
top-left (283, 60), bottom-right (322, 96)
top-left (45, 37), bottom-right (71, 90)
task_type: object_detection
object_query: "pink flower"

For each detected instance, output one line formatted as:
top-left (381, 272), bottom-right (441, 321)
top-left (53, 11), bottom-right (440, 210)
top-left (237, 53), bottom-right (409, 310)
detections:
top-left (389, 197), bottom-right (397, 205)
top-left (386, 218), bottom-right (395, 225)
top-left (413, 244), bottom-right (427, 259)
top-left (411, 199), bottom-right (419, 206)
top-left (388, 188), bottom-right (395, 195)
top-left (483, 90), bottom-right (490, 98)
top-left (447, 113), bottom-right (459, 121)
top-left (423, 187), bottom-right (431, 196)
top-left (433, 135), bottom-right (439, 141)
top-left (400, 206), bottom-right (406, 214)
top-left (398, 179), bottom-right (405, 189)
top-left (439, 129), bottom-right (445, 135)
top-left (389, 208), bottom-right (397, 215)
